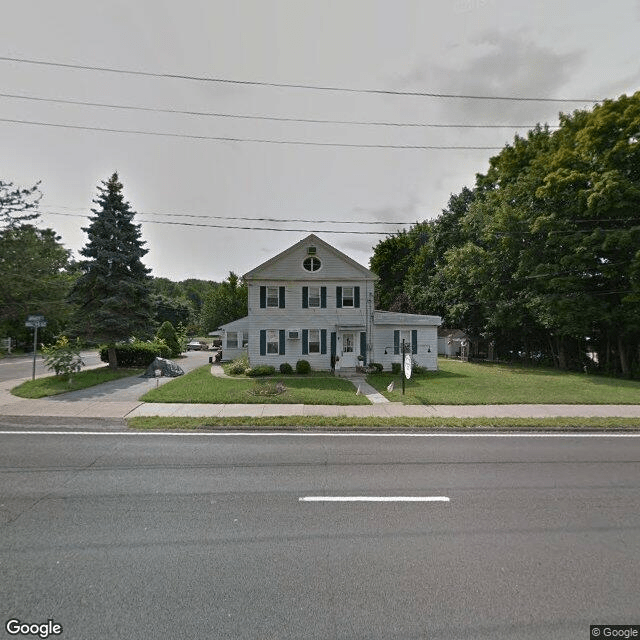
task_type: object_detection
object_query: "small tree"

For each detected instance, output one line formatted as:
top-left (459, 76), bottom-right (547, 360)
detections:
top-left (156, 321), bottom-right (181, 357)
top-left (42, 336), bottom-right (84, 383)
top-left (67, 173), bottom-right (154, 369)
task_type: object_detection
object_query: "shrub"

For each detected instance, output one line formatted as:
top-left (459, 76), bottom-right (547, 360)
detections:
top-left (248, 380), bottom-right (287, 396)
top-left (391, 362), bottom-right (401, 375)
top-left (246, 365), bottom-right (276, 377)
top-left (156, 321), bottom-right (181, 357)
top-left (42, 336), bottom-right (84, 381)
top-left (412, 360), bottom-right (427, 374)
top-left (295, 359), bottom-right (311, 374)
top-left (368, 362), bottom-right (384, 373)
top-left (99, 340), bottom-right (171, 367)
top-left (227, 354), bottom-right (250, 375)
top-left (279, 362), bottom-right (294, 374)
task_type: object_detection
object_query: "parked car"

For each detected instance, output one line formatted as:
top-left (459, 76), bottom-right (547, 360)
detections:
top-left (186, 341), bottom-right (204, 351)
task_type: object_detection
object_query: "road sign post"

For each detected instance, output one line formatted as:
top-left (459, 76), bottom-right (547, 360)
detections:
top-left (25, 315), bottom-right (46, 380)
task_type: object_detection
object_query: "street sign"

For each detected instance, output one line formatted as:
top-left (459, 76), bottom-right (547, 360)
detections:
top-left (404, 353), bottom-right (412, 379)
top-left (25, 315), bottom-right (46, 328)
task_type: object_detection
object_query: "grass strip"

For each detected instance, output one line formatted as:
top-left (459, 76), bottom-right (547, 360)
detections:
top-left (367, 359), bottom-right (640, 405)
top-left (127, 415), bottom-right (640, 431)
top-left (141, 365), bottom-right (370, 405)
top-left (11, 367), bottom-right (144, 398)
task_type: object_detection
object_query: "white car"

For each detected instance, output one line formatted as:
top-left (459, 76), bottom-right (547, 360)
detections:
top-left (186, 341), bottom-right (204, 351)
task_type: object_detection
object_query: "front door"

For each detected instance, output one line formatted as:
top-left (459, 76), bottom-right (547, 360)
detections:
top-left (340, 332), bottom-right (357, 367)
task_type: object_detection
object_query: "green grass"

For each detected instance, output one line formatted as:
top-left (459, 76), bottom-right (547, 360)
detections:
top-left (367, 359), bottom-right (640, 405)
top-left (140, 365), bottom-right (370, 404)
top-left (127, 415), bottom-right (640, 431)
top-left (11, 367), bottom-right (144, 398)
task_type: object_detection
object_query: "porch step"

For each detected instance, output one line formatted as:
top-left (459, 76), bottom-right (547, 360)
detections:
top-left (334, 367), bottom-right (358, 377)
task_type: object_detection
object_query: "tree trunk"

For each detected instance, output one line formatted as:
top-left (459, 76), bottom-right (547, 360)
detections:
top-left (618, 335), bottom-right (629, 378)
top-left (557, 337), bottom-right (567, 370)
top-left (107, 346), bottom-right (118, 370)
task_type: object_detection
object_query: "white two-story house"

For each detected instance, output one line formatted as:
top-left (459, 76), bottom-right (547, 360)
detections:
top-left (219, 234), bottom-right (441, 373)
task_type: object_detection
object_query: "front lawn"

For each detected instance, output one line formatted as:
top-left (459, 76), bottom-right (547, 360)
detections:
top-left (11, 367), bottom-right (144, 398)
top-left (140, 365), bottom-right (370, 405)
top-left (366, 359), bottom-right (640, 405)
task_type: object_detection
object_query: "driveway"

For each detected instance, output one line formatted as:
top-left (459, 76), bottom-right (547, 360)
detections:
top-left (45, 350), bottom-right (213, 403)
top-left (0, 350), bottom-right (214, 420)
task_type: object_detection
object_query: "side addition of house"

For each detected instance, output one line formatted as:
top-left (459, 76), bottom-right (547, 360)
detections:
top-left (219, 234), bottom-right (441, 373)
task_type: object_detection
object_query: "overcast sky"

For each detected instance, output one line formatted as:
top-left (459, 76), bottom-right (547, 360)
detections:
top-left (2, 0), bottom-right (639, 282)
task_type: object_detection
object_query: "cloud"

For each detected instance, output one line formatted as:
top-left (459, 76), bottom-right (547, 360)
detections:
top-left (391, 31), bottom-right (585, 124)
top-left (352, 194), bottom-right (422, 223)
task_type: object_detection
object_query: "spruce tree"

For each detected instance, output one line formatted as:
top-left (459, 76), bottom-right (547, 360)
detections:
top-left (67, 173), bottom-right (153, 368)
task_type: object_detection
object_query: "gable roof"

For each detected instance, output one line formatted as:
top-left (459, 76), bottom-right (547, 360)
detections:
top-left (243, 234), bottom-right (378, 280)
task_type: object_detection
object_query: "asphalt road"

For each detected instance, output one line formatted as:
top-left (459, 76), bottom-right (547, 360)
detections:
top-left (0, 352), bottom-right (103, 383)
top-left (1, 432), bottom-right (639, 639)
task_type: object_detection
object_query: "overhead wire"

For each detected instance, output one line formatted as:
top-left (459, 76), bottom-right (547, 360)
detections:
top-left (0, 55), bottom-right (602, 103)
top-left (0, 91), bottom-right (558, 129)
top-left (0, 117), bottom-right (504, 150)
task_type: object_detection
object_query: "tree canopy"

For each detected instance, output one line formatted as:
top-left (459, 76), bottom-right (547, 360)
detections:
top-left (200, 272), bottom-right (248, 333)
top-left (370, 92), bottom-right (640, 377)
top-left (0, 180), bottom-right (73, 344)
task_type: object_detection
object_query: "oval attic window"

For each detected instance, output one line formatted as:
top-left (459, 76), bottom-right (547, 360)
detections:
top-left (303, 256), bottom-right (321, 272)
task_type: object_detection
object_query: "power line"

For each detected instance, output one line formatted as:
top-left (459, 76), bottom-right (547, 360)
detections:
top-left (42, 211), bottom-right (395, 235)
top-left (40, 205), bottom-right (416, 226)
top-left (0, 55), bottom-right (602, 103)
top-left (39, 210), bottom-right (640, 238)
top-left (0, 117), bottom-right (503, 150)
top-left (0, 91), bottom-right (558, 129)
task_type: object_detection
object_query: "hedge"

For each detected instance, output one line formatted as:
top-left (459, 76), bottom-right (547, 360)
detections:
top-left (99, 341), bottom-right (172, 367)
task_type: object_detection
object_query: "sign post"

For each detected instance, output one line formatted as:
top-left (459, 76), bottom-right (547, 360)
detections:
top-left (25, 315), bottom-right (46, 380)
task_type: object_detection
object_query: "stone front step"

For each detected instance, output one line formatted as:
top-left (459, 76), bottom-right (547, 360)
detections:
top-left (334, 367), bottom-right (358, 377)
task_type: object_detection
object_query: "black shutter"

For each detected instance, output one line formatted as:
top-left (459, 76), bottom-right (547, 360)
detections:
top-left (279, 286), bottom-right (285, 309)
top-left (320, 287), bottom-right (327, 308)
top-left (260, 330), bottom-right (266, 355)
top-left (354, 286), bottom-right (360, 308)
top-left (302, 329), bottom-right (309, 355)
top-left (336, 286), bottom-right (342, 308)
top-left (412, 330), bottom-right (418, 354)
top-left (331, 332), bottom-right (337, 356)
top-left (260, 286), bottom-right (266, 309)
top-left (321, 329), bottom-right (327, 354)
top-left (360, 332), bottom-right (367, 365)
top-left (279, 329), bottom-right (286, 355)
top-left (394, 330), bottom-right (400, 355)
top-left (302, 286), bottom-right (308, 309)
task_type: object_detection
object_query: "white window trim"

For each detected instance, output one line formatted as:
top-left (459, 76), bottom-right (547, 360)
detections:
top-left (266, 329), bottom-right (279, 354)
top-left (308, 329), bottom-right (320, 353)
top-left (308, 286), bottom-right (321, 308)
top-left (227, 332), bottom-right (238, 349)
top-left (266, 286), bottom-right (279, 308)
top-left (342, 286), bottom-right (354, 308)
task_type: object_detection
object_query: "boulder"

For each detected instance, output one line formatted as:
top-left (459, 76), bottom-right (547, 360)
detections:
top-left (142, 357), bottom-right (185, 378)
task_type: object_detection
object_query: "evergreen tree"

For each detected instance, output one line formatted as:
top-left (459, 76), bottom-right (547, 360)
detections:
top-left (67, 173), bottom-right (153, 368)
top-left (156, 320), bottom-right (181, 358)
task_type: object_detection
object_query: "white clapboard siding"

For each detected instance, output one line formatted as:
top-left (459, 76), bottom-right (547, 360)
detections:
top-left (371, 325), bottom-right (439, 372)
